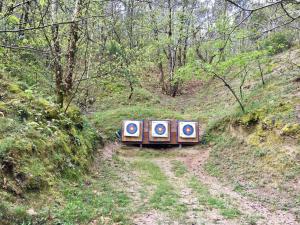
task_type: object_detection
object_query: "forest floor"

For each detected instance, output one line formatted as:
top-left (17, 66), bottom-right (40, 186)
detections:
top-left (87, 143), bottom-right (299, 225)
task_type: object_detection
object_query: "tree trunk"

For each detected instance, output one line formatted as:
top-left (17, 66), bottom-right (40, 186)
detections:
top-left (239, 67), bottom-right (248, 99)
top-left (51, 0), bottom-right (64, 108)
top-left (258, 61), bottom-right (265, 86)
top-left (18, 0), bottom-right (30, 37)
top-left (214, 73), bottom-right (245, 112)
top-left (65, 0), bottom-right (84, 94)
top-left (148, 2), bottom-right (166, 92)
top-left (52, 24), bottom-right (64, 108)
top-left (167, 0), bottom-right (175, 95)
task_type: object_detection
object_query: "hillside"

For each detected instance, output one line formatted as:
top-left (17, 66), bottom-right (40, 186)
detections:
top-left (0, 48), bottom-right (299, 225)
top-left (1, 0), bottom-right (300, 224)
top-left (0, 76), bottom-right (100, 224)
top-left (88, 48), bottom-right (300, 224)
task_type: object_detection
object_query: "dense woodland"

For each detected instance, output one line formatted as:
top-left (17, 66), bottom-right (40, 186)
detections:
top-left (0, 0), bottom-right (300, 224)
top-left (0, 0), bottom-right (299, 109)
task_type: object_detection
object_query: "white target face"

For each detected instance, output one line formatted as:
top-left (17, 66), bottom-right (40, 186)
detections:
top-left (179, 121), bottom-right (197, 138)
top-left (124, 120), bottom-right (141, 137)
top-left (151, 121), bottom-right (169, 138)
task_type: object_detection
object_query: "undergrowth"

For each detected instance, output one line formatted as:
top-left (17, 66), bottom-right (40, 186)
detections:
top-left (0, 78), bottom-right (101, 224)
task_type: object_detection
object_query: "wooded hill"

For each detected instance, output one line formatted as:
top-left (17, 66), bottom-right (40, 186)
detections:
top-left (0, 0), bottom-right (300, 224)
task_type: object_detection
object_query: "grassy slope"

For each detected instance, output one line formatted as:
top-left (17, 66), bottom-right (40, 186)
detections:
top-left (2, 47), bottom-right (299, 224)
top-left (0, 76), bottom-right (100, 224)
top-left (91, 48), bottom-right (300, 212)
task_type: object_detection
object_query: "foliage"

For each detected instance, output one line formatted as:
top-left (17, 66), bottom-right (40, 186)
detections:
top-left (0, 78), bottom-right (100, 198)
top-left (260, 32), bottom-right (294, 55)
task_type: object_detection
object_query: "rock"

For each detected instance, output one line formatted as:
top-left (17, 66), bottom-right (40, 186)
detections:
top-left (27, 208), bottom-right (37, 216)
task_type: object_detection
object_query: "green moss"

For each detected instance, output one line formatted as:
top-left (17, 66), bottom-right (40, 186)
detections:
top-left (0, 137), bottom-right (29, 156)
top-left (281, 123), bottom-right (300, 136)
top-left (0, 102), bottom-right (7, 112)
top-left (8, 83), bottom-right (22, 94)
top-left (66, 105), bottom-right (83, 124)
top-left (36, 98), bottom-right (51, 108)
top-left (240, 110), bottom-right (263, 126)
top-left (0, 78), bottom-right (100, 199)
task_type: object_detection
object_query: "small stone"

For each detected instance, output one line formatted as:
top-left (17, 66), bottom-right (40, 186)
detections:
top-left (27, 208), bottom-right (37, 216)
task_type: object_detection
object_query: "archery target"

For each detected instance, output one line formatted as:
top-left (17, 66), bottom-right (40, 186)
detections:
top-left (151, 121), bottom-right (169, 138)
top-left (179, 121), bottom-right (197, 138)
top-left (124, 120), bottom-right (141, 137)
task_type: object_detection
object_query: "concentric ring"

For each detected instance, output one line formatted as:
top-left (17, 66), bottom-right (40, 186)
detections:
top-left (126, 123), bottom-right (138, 134)
top-left (183, 124), bottom-right (194, 136)
top-left (154, 124), bottom-right (166, 135)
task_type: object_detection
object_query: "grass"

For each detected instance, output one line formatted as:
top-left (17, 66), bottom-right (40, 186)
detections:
top-left (131, 160), bottom-right (187, 217)
top-left (1, 158), bottom-right (133, 225)
top-left (171, 160), bottom-right (188, 177)
top-left (189, 176), bottom-right (241, 219)
top-left (53, 182), bottom-right (130, 224)
top-left (91, 106), bottom-right (183, 141)
top-left (204, 161), bottom-right (221, 177)
top-left (0, 78), bottom-right (100, 199)
top-left (117, 148), bottom-right (189, 159)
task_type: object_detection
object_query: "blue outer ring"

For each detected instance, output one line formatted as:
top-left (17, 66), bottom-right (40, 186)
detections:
top-left (154, 124), bottom-right (166, 135)
top-left (183, 124), bottom-right (194, 136)
top-left (126, 123), bottom-right (138, 134)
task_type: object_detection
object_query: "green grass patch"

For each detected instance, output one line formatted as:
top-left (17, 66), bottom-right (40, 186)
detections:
top-left (53, 182), bottom-right (130, 224)
top-left (189, 176), bottom-right (240, 219)
top-left (118, 148), bottom-right (189, 159)
top-left (53, 159), bottom-right (132, 224)
top-left (204, 161), bottom-right (221, 177)
top-left (132, 160), bottom-right (187, 217)
top-left (91, 106), bottom-right (183, 141)
top-left (171, 160), bottom-right (188, 177)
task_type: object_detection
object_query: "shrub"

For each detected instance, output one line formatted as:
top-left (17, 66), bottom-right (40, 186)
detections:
top-left (260, 32), bottom-right (293, 55)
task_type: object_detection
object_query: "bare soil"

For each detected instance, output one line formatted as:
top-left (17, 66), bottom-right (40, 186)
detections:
top-left (101, 144), bottom-right (300, 225)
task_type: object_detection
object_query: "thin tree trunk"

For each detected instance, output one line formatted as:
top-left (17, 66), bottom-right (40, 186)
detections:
top-left (65, 0), bottom-right (84, 94)
top-left (148, 3), bottom-right (166, 92)
top-left (51, 0), bottom-right (64, 108)
top-left (258, 60), bottom-right (265, 86)
top-left (52, 24), bottom-right (64, 108)
top-left (128, 80), bottom-right (134, 100)
top-left (214, 72), bottom-right (245, 112)
top-left (167, 0), bottom-right (175, 95)
top-left (239, 67), bottom-right (248, 99)
top-left (18, 0), bottom-right (30, 37)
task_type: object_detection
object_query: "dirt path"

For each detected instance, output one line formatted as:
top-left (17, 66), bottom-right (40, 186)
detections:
top-left (103, 144), bottom-right (299, 225)
top-left (178, 148), bottom-right (299, 225)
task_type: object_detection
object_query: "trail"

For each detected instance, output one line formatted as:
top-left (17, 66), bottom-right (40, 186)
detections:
top-left (99, 144), bottom-right (299, 225)
top-left (178, 148), bottom-right (298, 225)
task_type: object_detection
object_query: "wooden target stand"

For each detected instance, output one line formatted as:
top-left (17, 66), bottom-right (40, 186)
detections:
top-left (121, 119), bottom-right (200, 148)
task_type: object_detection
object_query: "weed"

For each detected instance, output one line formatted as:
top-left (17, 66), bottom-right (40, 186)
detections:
top-left (204, 161), bottom-right (221, 177)
top-left (171, 160), bottom-right (188, 177)
top-left (132, 160), bottom-right (187, 217)
top-left (189, 176), bottom-right (240, 219)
